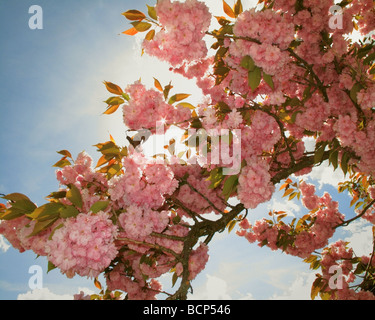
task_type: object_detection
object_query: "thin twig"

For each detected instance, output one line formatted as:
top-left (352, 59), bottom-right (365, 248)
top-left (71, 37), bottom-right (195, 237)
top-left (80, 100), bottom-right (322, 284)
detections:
top-left (334, 199), bottom-right (375, 229)
top-left (117, 237), bottom-right (180, 259)
top-left (181, 178), bottom-right (225, 215)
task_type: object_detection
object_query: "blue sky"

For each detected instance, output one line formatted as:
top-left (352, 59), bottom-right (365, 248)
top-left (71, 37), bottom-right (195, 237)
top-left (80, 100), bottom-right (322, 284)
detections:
top-left (0, 0), bottom-right (373, 300)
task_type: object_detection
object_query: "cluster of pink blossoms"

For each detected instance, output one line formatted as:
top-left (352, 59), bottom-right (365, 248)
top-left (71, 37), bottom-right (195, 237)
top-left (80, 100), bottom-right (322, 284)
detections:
top-left (118, 205), bottom-right (169, 243)
top-left (349, 0), bottom-right (375, 36)
top-left (240, 110), bottom-right (281, 160)
top-left (143, 0), bottom-right (211, 67)
top-left (237, 183), bottom-right (345, 258)
top-left (357, 85), bottom-right (375, 111)
top-left (0, 215), bottom-right (51, 256)
top-left (299, 181), bottom-right (320, 210)
top-left (334, 116), bottom-right (375, 176)
top-left (56, 151), bottom-right (108, 193)
top-left (233, 8), bottom-right (295, 50)
top-left (320, 240), bottom-right (375, 300)
top-left (228, 8), bottom-right (294, 81)
top-left (172, 163), bottom-right (227, 216)
top-left (105, 259), bottom-right (165, 300)
top-left (0, 152), bottom-right (117, 277)
top-left (237, 159), bottom-right (275, 209)
top-left (108, 153), bottom-right (179, 210)
top-left (46, 211), bottom-right (118, 279)
top-left (123, 81), bottom-right (191, 131)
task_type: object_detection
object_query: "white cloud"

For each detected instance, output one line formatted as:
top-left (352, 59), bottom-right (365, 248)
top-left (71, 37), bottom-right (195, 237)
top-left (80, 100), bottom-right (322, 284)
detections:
top-left (304, 161), bottom-right (346, 189)
top-left (188, 275), bottom-right (232, 300)
top-left (270, 272), bottom-right (317, 300)
top-left (0, 235), bottom-right (10, 253)
top-left (267, 199), bottom-right (301, 218)
top-left (17, 286), bottom-right (97, 300)
top-left (17, 287), bottom-right (73, 300)
top-left (239, 292), bottom-right (255, 300)
top-left (343, 219), bottom-right (374, 257)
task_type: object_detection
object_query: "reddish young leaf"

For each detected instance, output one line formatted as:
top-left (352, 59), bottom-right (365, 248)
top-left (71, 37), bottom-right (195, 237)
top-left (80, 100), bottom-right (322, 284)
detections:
top-left (223, 0), bottom-right (235, 18)
top-left (103, 104), bottom-right (120, 115)
top-left (103, 81), bottom-right (123, 95)
top-left (122, 27), bottom-right (138, 36)
top-left (153, 78), bottom-right (163, 92)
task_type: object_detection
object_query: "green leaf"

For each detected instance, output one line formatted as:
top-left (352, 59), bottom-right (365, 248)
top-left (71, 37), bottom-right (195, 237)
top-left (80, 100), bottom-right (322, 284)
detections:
top-left (146, 5), bottom-right (158, 20)
top-left (104, 96), bottom-right (125, 106)
top-left (168, 94), bottom-right (190, 105)
top-left (234, 0), bottom-right (243, 17)
top-left (283, 188), bottom-right (294, 198)
top-left (227, 220), bottom-right (237, 233)
top-left (222, 174), bottom-right (239, 201)
top-left (215, 46), bottom-right (229, 62)
top-left (314, 142), bottom-right (327, 164)
top-left (303, 254), bottom-right (318, 264)
top-left (122, 10), bottom-right (146, 21)
top-left (131, 21), bottom-right (151, 32)
top-left (363, 52), bottom-right (375, 65)
top-left (122, 92), bottom-right (130, 101)
top-left (53, 158), bottom-right (71, 168)
top-left (163, 82), bottom-right (173, 100)
top-left (288, 192), bottom-right (298, 201)
top-left (329, 149), bottom-right (339, 170)
top-left (207, 167), bottom-right (224, 189)
top-left (57, 150), bottom-right (72, 159)
top-left (263, 72), bottom-right (274, 90)
top-left (11, 199), bottom-right (37, 213)
top-left (145, 29), bottom-right (155, 41)
top-left (60, 205), bottom-right (80, 219)
top-left (177, 102), bottom-right (195, 110)
top-left (248, 67), bottom-right (261, 91)
top-left (240, 55), bottom-right (255, 71)
top-left (340, 152), bottom-right (350, 175)
top-left (95, 141), bottom-right (120, 156)
top-left (311, 277), bottom-right (323, 300)
top-left (90, 201), bottom-right (110, 214)
top-left (66, 184), bottom-right (83, 209)
top-left (106, 163), bottom-right (122, 179)
top-left (302, 85), bottom-right (312, 102)
top-left (29, 216), bottom-right (59, 236)
top-left (27, 202), bottom-right (64, 220)
top-left (1, 193), bottom-right (31, 202)
top-left (350, 82), bottom-right (364, 103)
top-left (47, 261), bottom-right (57, 273)
top-left (0, 207), bottom-right (27, 221)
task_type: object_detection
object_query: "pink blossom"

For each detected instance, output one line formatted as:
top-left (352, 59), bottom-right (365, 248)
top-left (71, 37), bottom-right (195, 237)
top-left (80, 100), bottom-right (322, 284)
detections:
top-left (237, 159), bottom-right (275, 209)
top-left (143, 0), bottom-right (211, 67)
top-left (46, 211), bottom-right (118, 279)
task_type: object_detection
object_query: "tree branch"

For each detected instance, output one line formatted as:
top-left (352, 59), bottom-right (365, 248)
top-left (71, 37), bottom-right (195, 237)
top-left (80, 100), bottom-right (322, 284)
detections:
top-left (334, 199), bottom-right (375, 229)
top-left (286, 48), bottom-right (329, 102)
top-left (116, 237), bottom-right (180, 259)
